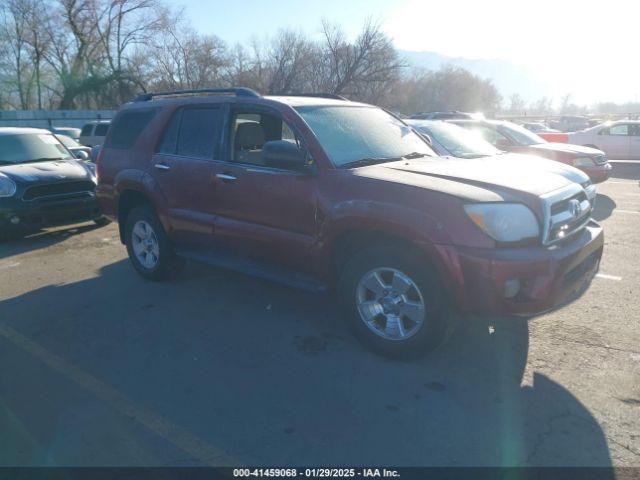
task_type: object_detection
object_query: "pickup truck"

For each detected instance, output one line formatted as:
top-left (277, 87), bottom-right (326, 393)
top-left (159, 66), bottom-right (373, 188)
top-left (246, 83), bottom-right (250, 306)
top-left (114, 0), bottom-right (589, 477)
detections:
top-left (96, 89), bottom-right (604, 358)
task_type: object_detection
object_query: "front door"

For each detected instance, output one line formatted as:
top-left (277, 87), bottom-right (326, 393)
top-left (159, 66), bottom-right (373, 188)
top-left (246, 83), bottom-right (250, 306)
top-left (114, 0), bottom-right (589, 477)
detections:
top-left (151, 105), bottom-right (224, 246)
top-left (628, 124), bottom-right (640, 159)
top-left (209, 106), bottom-right (319, 274)
top-left (597, 123), bottom-right (630, 159)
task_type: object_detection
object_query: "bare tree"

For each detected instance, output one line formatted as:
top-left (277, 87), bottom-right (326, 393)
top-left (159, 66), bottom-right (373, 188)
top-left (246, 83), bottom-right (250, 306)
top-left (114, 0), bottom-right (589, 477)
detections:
top-left (388, 66), bottom-right (502, 114)
top-left (147, 10), bottom-right (229, 91)
top-left (95, 0), bottom-right (164, 103)
top-left (265, 30), bottom-right (315, 94)
top-left (0, 0), bottom-right (34, 108)
top-left (317, 18), bottom-right (404, 100)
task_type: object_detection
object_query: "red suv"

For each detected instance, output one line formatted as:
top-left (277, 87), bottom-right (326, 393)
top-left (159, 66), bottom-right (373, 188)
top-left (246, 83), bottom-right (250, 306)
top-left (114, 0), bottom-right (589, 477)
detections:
top-left (97, 89), bottom-right (604, 358)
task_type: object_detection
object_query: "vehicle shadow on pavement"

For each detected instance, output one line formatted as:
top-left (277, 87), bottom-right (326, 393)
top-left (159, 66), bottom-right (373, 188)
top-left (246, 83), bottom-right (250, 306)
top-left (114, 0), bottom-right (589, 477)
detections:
top-left (592, 194), bottom-right (617, 222)
top-left (0, 260), bottom-right (614, 469)
top-left (0, 223), bottom-right (104, 259)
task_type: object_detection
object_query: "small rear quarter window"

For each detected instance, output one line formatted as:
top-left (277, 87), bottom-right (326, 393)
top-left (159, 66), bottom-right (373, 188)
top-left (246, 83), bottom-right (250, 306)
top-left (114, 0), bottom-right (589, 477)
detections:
top-left (94, 123), bottom-right (110, 137)
top-left (106, 109), bottom-right (157, 148)
top-left (80, 124), bottom-right (94, 136)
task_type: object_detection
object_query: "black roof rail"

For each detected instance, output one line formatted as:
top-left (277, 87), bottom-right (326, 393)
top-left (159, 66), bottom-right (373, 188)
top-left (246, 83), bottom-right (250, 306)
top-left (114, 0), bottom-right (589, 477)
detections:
top-left (133, 88), bottom-right (261, 102)
top-left (276, 93), bottom-right (349, 101)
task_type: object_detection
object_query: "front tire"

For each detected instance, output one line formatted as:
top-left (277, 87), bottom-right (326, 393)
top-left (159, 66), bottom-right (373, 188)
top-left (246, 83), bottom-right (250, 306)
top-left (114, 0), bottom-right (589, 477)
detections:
top-left (338, 246), bottom-right (447, 359)
top-left (124, 205), bottom-right (184, 281)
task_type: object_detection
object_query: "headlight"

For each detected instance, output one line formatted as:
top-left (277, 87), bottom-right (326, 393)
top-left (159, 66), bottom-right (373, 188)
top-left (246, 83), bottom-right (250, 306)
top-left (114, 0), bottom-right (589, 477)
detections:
top-left (0, 174), bottom-right (17, 197)
top-left (573, 157), bottom-right (594, 167)
top-left (464, 203), bottom-right (540, 243)
top-left (83, 161), bottom-right (97, 181)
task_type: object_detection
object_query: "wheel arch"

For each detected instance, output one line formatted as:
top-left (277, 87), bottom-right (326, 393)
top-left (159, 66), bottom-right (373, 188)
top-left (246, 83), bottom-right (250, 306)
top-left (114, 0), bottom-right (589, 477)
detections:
top-left (117, 189), bottom-right (153, 244)
top-left (327, 228), bottom-right (453, 301)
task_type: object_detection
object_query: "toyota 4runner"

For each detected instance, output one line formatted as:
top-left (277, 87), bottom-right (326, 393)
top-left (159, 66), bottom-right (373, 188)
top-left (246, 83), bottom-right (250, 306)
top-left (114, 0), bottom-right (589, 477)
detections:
top-left (96, 88), bottom-right (604, 358)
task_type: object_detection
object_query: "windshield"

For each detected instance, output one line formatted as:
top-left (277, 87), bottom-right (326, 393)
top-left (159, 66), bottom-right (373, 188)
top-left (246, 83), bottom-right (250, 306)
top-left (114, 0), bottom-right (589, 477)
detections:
top-left (295, 105), bottom-right (435, 167)
top-left (57, 135), bottom-right (80, 148)
top-left (501, 122), bottom-right (546, 146)
top-left (412, 121), bottom-right (501, 158)
top-left (0, 133), bottom-right (73, 164)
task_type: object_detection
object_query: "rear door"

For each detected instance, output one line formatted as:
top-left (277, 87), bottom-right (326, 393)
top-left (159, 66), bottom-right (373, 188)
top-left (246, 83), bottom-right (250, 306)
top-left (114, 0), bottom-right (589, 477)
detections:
top-left (629, 124), bottom-right (640, 159)
top-left (151, 105), bottom-right (224, 246)
top-left (597, 123), bottom-right (630, 159)
top-left (208, 105), bottom-right (318, 274)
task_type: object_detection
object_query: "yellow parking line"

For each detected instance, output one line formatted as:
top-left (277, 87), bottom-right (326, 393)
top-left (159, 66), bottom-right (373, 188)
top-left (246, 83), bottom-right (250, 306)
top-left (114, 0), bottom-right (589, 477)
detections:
top-left (0, 324), bottom-right (237, 466)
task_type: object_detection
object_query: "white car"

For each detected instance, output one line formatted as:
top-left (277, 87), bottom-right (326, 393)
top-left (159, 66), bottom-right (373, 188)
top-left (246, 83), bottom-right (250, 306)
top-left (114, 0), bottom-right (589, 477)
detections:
top-left (568, 120), bottom-right (640, 159)
top-left (79, 120), bottom-right (111, 147)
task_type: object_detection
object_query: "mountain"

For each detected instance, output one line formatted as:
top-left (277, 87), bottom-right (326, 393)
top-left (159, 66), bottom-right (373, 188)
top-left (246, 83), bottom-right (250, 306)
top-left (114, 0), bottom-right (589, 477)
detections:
top-left (400, 50), bottom-right (553, 103)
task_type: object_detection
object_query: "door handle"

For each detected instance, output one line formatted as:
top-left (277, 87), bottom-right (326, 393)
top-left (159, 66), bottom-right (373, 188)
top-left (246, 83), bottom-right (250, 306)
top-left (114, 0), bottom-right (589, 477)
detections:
top-left (216, 173), bottom-right (237, 182)
top-left (154, 162), bottom-right (171, 170)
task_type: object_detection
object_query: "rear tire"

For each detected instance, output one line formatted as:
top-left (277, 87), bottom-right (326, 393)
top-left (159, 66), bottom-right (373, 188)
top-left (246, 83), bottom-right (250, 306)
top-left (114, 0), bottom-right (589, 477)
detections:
top-left (124, 204), bottom-right (184, 281)
top-left (338, 245), bottom-right (447, 359)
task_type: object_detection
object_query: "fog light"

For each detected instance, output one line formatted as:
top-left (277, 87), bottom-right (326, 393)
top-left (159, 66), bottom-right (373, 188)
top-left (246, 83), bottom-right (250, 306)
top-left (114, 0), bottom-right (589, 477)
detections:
top-left (504, 278), bottom-right (521, 299)
top-left (10, 216), bottom-right (20, 225)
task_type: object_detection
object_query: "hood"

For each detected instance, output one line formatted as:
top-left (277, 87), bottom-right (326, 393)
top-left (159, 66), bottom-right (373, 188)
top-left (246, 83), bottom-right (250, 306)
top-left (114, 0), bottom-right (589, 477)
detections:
top-left (0, 159), bottom-right (93, 185)
top-left (360, 154), bottom-right (580, 198)
top-left (501, 153), bottom-right (589, 185)
top-left (529, 142), bottom-right (604, 156)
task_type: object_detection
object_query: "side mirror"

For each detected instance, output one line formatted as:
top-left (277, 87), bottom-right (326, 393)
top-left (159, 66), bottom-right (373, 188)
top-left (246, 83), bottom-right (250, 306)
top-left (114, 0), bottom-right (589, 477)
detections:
top-left (74, 150), bottom-right (89, 160)
top-left (415, 130), bottom-right (432, 146)
top-left (262, 140), bottom-right (310, 172)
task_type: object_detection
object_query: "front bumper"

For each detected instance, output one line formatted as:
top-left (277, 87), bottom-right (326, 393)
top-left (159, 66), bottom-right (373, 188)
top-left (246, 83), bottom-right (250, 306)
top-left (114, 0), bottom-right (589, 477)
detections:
top-left (581, 163), bottom-right (612, 184)
top-left (435, 220), bottom-right (604, 315)
top-left (0, 193), bottom-right (101, 232)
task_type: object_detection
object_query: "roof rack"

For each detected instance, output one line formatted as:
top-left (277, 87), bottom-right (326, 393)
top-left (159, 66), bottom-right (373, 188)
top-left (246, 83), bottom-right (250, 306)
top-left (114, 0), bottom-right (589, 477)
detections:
top-left (133, 88), bottom-right (261, 102)
top-left (277, 93), bottom-right (348, 101)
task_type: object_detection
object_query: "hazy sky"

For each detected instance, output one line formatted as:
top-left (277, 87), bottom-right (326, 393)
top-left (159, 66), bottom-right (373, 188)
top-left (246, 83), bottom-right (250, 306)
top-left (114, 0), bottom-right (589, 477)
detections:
top-left (178, 0), bottom-right (640, 104)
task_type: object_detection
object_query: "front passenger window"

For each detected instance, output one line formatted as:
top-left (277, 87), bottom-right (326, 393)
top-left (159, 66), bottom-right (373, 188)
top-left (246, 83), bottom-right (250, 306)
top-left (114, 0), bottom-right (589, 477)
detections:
top-left (230, 111), bottom-right (305, 169)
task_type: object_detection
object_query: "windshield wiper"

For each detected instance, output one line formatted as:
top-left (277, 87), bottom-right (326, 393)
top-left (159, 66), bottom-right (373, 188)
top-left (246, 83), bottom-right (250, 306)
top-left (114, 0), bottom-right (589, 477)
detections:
top-left (340, 156), bottom-right (402, 169)
top-left (403, 151), bottom-right (431, 159)
top-left (29, 157), bottom-right (68, 162)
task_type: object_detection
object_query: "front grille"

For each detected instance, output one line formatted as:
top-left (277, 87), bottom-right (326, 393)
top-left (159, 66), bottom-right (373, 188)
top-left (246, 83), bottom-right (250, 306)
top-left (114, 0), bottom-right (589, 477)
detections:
top-left (542, 186), bottom-right (592, 245)
top-left (23, 181), bottom-right (96, 201)
top-left (550, 191), bottom-right (588, 215)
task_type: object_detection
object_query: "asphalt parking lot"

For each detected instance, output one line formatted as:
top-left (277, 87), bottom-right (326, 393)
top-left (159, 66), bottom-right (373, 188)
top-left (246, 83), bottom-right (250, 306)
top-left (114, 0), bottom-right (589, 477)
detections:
top-left (1, 162), bottom-right (639, 467)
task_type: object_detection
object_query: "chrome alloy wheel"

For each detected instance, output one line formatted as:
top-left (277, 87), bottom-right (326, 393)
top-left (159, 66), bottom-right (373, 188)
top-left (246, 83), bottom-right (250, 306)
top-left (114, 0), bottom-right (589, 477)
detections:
top-left (131, 220), bottom-right (160, 269)
top-left (356, 268), bottom-right (426, 341)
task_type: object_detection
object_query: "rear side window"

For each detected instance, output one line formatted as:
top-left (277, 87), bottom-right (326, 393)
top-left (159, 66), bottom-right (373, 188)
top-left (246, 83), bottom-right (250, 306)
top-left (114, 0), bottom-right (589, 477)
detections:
top-left (107, 110), bottom-right (157, 148)
top-left (94, 124), bottom-right (110, 136)
top-left (80, 124), bottom-right (93, 136)
top-left (157, 107), bottom-right (222, 159)
top-left (608, 124), bottom-right (629, 136)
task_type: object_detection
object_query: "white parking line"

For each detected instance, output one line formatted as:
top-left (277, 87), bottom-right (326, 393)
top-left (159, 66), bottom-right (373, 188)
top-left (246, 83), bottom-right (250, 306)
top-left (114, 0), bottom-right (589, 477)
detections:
top-left (614, 209), bottom-right (640, 214)
top-left (0, 262), bottom-right (20, 270)
top-left (596, 273), bottom-right (622, 281)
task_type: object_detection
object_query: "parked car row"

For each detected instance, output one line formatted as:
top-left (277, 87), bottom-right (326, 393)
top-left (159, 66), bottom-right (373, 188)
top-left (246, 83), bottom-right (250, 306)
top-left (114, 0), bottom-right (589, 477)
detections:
top-left (449, 119), bottom-right (612, 183)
